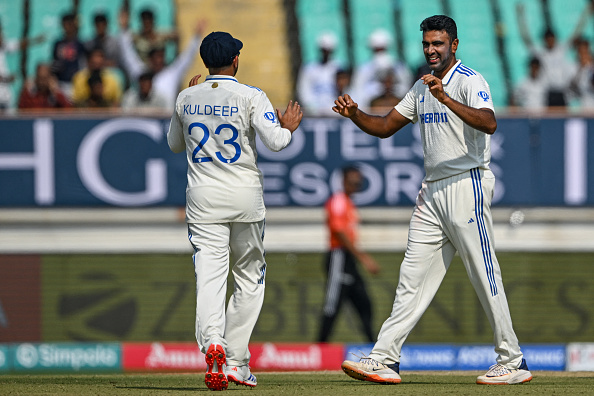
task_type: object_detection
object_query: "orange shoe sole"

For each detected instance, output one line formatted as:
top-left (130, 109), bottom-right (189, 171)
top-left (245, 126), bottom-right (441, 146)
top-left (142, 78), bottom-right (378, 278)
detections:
top-left (205, 344), bottom-right (228, 391)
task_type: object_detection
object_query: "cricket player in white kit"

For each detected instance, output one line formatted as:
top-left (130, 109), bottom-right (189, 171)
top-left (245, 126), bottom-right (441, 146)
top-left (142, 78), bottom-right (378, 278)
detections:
top-left (336, 16), bottom-right (532, 385)
top-left (167, 31), bottom-right (303, 391)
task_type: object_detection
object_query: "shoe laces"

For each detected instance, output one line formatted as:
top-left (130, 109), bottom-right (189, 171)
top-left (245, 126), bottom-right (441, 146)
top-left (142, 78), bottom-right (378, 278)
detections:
top-left (349, 351), bottom-right (388, 369)
top-left (486, 363), bottom-right (511, 376)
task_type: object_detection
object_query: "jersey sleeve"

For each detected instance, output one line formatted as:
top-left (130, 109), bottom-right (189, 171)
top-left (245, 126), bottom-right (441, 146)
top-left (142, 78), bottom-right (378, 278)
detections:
top-left (251, 90), bottom-right (292, 152)
top-left (465, 74), bottom-right (495, 112)
top-left (167, 101), bottom-right (185, 153)
top-left (394, 85), bottom-right (419, 123)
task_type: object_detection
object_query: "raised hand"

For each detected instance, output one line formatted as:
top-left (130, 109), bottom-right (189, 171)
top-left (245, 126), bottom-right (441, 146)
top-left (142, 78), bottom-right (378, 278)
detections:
top-left (276, 100), bottom-right (303, 133)
top-left (188, 74), bottom-right (203, 87)
top-left (333, 94), bottom-right (359, 118)
top-left (421, 74), bottom-right (447, 103)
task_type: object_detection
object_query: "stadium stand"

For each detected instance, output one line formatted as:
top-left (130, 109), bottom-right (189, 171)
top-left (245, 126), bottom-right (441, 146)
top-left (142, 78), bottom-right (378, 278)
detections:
top-left (399, 0), bottom-right (443, 73)
top-left (78, 0), bottom-right (122, 39)
top-left (26, 0), bottom-right (76, 79)
top-left (548, 0), bottom-right (592, 42)
top-left (0, 0), bottom-right (24, 108)
top-left (176, 0), bottom-right (292, 107)
top-left (347, 0), bottom-right (399, 67)
top-left (296, 0), bottom-right (349, 67)
top-left (449, 0), bottom-right (506, 107)
top-left (499, 0), bottom-right (547, 86)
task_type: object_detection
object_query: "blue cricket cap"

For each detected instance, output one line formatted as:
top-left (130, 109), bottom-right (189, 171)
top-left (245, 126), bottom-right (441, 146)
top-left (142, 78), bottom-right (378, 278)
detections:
top-left (200, 31), bottom-right (243, 68)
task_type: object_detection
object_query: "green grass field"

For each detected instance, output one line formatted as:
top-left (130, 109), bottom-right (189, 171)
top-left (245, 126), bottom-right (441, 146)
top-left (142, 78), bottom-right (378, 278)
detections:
top-left (1, 372), bottom-right (594, 395)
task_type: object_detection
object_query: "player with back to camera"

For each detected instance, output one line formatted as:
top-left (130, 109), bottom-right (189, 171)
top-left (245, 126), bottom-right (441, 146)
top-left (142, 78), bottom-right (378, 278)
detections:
top-left (167, 31), bottom-right (303, 391)
top-left (335, 15), bottom-right (532, 385)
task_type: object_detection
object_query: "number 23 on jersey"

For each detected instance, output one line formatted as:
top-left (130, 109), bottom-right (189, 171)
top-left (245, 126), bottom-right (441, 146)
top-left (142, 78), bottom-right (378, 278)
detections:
top-left (189, 122), bottom-right (242, 164)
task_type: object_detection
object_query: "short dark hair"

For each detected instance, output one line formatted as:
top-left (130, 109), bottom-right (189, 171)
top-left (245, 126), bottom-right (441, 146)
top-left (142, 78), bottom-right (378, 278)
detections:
top-left (140, 9), bottom-right (154, 20)
top-left (139, 71), bottom-right (154, 82)
top-left (148, 46), bottom-right (165, 58)
top-left (420, 15), bottom-right (457, 41)
top-left (342, 165), bottom-right (360, 177)
top-left (543, 28), bottom-right (556, 39)
top-left (528, 56), bottom-right (541, 67)
top-left (62, 12), bottom-right (77, 24)
top-left (94, 13), bottom-right (107, 24)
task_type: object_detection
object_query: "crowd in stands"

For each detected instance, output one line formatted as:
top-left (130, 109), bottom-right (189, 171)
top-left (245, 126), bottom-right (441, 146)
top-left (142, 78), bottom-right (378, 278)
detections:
top-left (3, 3), bottom-right (594, 115)
top-left (297, 2), bottom-right (594, 115)
top-left (0, 7), bottom-right (204, 113)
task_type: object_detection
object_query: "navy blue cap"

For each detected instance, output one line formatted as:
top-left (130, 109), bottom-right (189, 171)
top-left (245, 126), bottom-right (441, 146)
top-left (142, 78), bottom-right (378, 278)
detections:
top-left (200, 31), bottom-right (243, 68)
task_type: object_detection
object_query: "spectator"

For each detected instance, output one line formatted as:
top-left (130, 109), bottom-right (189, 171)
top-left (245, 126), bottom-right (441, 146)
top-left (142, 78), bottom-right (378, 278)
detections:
top-left (85, 13), bottom-right (120, 68)
top-left (296, 32), bottom-right (342, 115)
top-left (0, 20), bottom-right (45, 110)
top-left (18, 63), bottom-right (71, 109)
top-left (369, 68), bottom-right (401, 109)
top-left (51, 12), bottom-right (87, 97)
top-left (118, 11), bottom-right (205, 108)
top-left (72, 47), bottom-right (122, 107)
top-left (121, 71), bottom-right (167, 111)
top-left (512, 57), bottom-right (547, 111)
top-left (335, 68), bottom-right (352, 98)
top-left (569, 38), bottom-right (594, 108)
top-left (133, 8), bottom-right (178, 64)
top-left (516, 2), bottom-right (593, 106)
top-left (77, 70), bottom-right (109, 108)
top-left (351, 29), bottom-right (412, 109)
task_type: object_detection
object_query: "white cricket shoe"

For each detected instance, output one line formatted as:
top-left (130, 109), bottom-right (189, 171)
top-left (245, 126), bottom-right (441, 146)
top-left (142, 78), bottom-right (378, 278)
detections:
top-left (226, 365), bottom-right (257, 388)
top-left (341, 357), bottom-right (401, 384)
top-left (476, 358), bottom-right (532, 385)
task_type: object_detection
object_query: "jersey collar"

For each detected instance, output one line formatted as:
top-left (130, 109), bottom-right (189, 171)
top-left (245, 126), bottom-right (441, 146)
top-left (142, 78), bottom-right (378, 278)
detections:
top-left (205, 75), bottom-right (238, 83)
top-left (439, 59), bottom-right (462, 86)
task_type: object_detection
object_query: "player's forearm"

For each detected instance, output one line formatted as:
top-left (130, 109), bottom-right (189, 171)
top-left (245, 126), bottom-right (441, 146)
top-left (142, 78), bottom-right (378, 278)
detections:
top-left (441, 97), bottom-right (497, 134)
top-left (350, 109), bottom-right (397, 139)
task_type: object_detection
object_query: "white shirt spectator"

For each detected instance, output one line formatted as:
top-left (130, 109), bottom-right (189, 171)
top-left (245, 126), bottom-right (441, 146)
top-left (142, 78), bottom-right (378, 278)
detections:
top-left (119, 30), bottom-right (201, 108)
top-left (0, 38), bottom-right (19, 109)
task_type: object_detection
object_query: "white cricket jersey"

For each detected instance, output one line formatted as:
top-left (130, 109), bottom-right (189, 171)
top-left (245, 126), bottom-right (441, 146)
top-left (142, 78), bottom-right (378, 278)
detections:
top-left (395, 60), bottom-right (495, 181)
top-left (168, 75), bottom-right (292, 223)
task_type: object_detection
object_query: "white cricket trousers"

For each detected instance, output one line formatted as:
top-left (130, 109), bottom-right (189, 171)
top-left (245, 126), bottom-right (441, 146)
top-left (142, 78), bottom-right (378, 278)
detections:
top-left (187, 220), bottom-right (266, 367)
top-left (370, 168), bottom-right (524, 368)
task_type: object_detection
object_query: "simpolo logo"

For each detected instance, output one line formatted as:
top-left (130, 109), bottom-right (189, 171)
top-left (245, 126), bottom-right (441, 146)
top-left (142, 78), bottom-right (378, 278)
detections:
top-left (58, 271), bottom-right (137, 340)
top-left (15, 343), bottom-right (120, 371)
top-left (16, 344), bottom-right (39, 369)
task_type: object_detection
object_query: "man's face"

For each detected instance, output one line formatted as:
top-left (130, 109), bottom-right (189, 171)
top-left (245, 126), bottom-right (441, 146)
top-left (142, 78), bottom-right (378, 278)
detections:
top-left (343, 170), bottom-right (362, 196)
top-left (35, 65), bottom-right (52, 91)
top-left (149, 50), bottom-right (165, 72)
top-left (422, 30), bottom-right (458, 74)
top-left (88, 51), bottom-right (105, 71)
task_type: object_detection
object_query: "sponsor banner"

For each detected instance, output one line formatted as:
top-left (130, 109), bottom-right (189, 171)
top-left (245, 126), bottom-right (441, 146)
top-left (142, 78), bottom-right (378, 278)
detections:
top-left (123, 342), bottom-right (345, 372)
top-left (401, 345), bottom-right (457, 370)
top-left (123, 342), bottom-right (205, 372)
top-left (11, 343), bottom-right (121, 372)
top-left (346, 344), bottom-right (456, 371)
top-left (567, 343), bottom-right (594, 371)
top-left (456, 345), bottom-right (498, 370)
top-left (522, 344), bottom-right (565, 371)
top-left (347, 344), bottom-right (565, 371)
top-left (1, 116), bottom-right (594, 207)
top-left (251, 343), bottom-right (344, 371)
top-left (0, 344), bottom-right (10, 371)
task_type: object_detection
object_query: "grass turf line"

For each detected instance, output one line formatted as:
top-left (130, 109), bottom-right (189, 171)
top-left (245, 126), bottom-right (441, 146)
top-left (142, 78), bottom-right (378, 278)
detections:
top-left (1, 372), bottom-right (594, 395)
